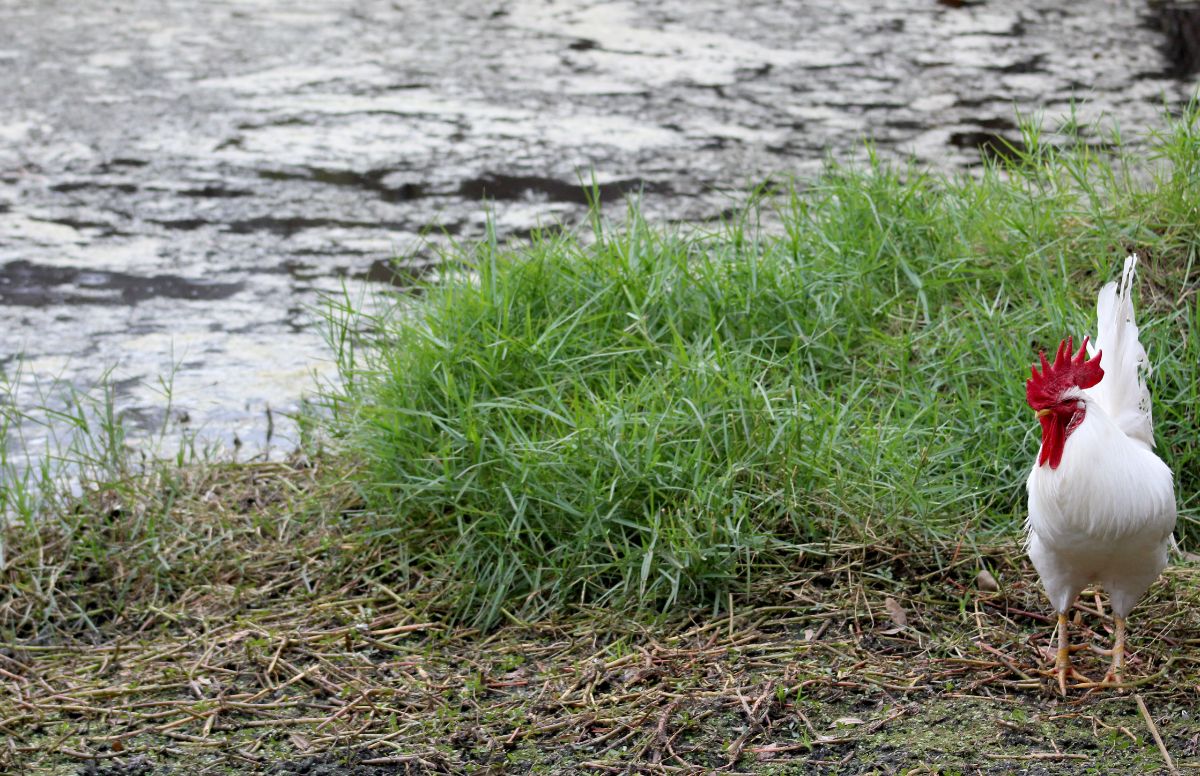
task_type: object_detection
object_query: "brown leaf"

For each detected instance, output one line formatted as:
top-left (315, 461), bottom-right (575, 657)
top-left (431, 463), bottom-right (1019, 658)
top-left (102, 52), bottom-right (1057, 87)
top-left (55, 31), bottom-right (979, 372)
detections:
top-left (884, 596), bottom-right (907, 628)
top-left (976, 568), bottom-right (999, 592)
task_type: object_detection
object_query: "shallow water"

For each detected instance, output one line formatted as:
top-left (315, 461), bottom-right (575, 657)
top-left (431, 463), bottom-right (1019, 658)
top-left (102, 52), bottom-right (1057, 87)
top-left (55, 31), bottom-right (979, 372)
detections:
top-left (0, 0), bottom-right (1193, 458)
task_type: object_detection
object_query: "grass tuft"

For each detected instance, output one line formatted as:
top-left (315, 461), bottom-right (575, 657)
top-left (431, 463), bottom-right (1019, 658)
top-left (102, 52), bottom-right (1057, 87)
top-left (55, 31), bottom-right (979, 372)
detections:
top-left (323, 108), bottom-right (1200, 627)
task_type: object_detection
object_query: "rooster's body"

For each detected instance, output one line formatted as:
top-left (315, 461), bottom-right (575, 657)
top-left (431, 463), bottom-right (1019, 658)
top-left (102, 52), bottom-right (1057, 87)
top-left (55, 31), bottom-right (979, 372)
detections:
top-left (1024, 255), bottom-right (1176, 693)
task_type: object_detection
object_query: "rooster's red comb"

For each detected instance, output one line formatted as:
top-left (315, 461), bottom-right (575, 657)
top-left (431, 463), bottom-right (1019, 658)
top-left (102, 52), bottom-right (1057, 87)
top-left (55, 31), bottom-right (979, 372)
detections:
top-left (1025, 336), bottom-right (1104, 411)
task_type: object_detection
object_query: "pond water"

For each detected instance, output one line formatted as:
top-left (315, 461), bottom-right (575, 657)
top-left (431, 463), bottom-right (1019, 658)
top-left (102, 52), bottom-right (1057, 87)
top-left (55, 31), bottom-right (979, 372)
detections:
top-left (0, 0), bottom-right (1193, 459)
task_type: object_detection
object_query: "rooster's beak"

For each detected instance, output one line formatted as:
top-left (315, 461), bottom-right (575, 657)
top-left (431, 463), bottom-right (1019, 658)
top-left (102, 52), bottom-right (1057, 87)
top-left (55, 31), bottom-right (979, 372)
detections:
top-left (1035, 408), bottom-right (1052, 419)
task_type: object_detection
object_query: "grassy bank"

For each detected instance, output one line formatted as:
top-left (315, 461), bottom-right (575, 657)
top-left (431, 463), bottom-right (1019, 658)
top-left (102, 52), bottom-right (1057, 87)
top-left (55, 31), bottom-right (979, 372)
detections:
top-left (3, 108), bottom-right (1200, 773)
top-left (323, 111), bottom-right (1200, 628)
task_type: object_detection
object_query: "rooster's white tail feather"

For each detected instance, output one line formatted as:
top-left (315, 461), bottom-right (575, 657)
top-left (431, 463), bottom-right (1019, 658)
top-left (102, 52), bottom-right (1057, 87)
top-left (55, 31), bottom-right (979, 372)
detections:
top-left (1086, 254), bottom-right (1155, 448)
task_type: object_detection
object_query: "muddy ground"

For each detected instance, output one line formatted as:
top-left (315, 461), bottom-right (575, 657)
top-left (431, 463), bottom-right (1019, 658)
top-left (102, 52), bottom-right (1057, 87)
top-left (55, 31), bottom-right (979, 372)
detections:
top-left (1, 0), bottom-right (1195, 456)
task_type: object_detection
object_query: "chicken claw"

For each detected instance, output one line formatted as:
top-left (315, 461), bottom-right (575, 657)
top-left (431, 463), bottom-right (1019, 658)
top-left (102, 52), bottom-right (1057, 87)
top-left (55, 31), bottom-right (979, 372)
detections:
top-left (1053, 612), bottom-right (1092, 695)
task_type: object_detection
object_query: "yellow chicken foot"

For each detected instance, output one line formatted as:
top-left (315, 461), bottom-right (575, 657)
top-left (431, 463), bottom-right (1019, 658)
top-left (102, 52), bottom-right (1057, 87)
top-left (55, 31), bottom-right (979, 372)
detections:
top-left (1072, 617), bottom-right (1129, 692)
top-left (1054, 612), bottom-right (1091, 695)
top-left (1084, 616), bottom-right (1126, 659)
top-left (1103, 616), bottom-right (1126, 686)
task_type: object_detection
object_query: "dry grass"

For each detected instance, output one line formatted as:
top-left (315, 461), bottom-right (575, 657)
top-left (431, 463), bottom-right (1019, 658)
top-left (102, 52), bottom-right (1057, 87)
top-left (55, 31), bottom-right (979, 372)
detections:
top-left (4, 463), bottom-right (1200, 774)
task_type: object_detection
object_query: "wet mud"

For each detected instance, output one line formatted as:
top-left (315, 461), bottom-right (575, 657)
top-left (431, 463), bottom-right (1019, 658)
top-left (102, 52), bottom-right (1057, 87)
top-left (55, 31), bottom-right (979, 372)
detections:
top-left (0, 0), bottom-right (1195, 456)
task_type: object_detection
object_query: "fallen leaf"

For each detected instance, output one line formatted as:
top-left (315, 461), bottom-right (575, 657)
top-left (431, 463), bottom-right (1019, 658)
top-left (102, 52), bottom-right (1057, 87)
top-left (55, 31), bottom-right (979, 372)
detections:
top-left (884, 596), bottom-right (907, 628)
top-left (976, 568), bottom-right (999, 592)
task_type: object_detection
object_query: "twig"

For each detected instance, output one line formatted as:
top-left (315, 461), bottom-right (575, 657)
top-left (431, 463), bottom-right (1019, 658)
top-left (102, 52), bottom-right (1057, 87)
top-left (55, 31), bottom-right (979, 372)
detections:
top-left (360, 753), bottom-right (431, 766)
top-left (974, 640), bottom-right (1034, 681)
top-left (57, 747), bottom-right (125, 761)
top-left (1135, 693), bottom-right (1179, 776)
top-left (984, 753), bottom-right (1087, 761)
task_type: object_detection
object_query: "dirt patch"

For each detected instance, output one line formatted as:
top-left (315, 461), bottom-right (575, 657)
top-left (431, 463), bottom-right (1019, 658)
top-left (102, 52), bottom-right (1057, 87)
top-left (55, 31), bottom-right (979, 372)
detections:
top-left (77, 758), bottom-right (166, 776)
top-left (74, 750), bottom-right (427, 776)
top-left (264, 751), bottom-right (432, 775)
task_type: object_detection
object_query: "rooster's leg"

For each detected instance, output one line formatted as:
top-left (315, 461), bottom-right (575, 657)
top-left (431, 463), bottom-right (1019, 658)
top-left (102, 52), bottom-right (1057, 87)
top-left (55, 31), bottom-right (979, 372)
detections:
top-left (1055, 612), bottom-right (1090, 694)
top-left (1103, 616), bottom-right (1126, 685)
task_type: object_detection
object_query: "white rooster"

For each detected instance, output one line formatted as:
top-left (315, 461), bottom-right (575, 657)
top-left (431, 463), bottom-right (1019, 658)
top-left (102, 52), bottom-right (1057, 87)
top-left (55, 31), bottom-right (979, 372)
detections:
top-left (1025, 254), bottom-right (1176, 694)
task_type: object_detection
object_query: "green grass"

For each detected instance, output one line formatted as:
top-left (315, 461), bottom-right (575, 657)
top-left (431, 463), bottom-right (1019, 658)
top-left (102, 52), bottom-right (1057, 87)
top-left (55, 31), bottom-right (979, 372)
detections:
top-left (0, 365), bottom-right (353, 639)
top-left (0, 367), bottom-right (136, 572)
top-left (322, 107), bottom-right (1200, 628)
